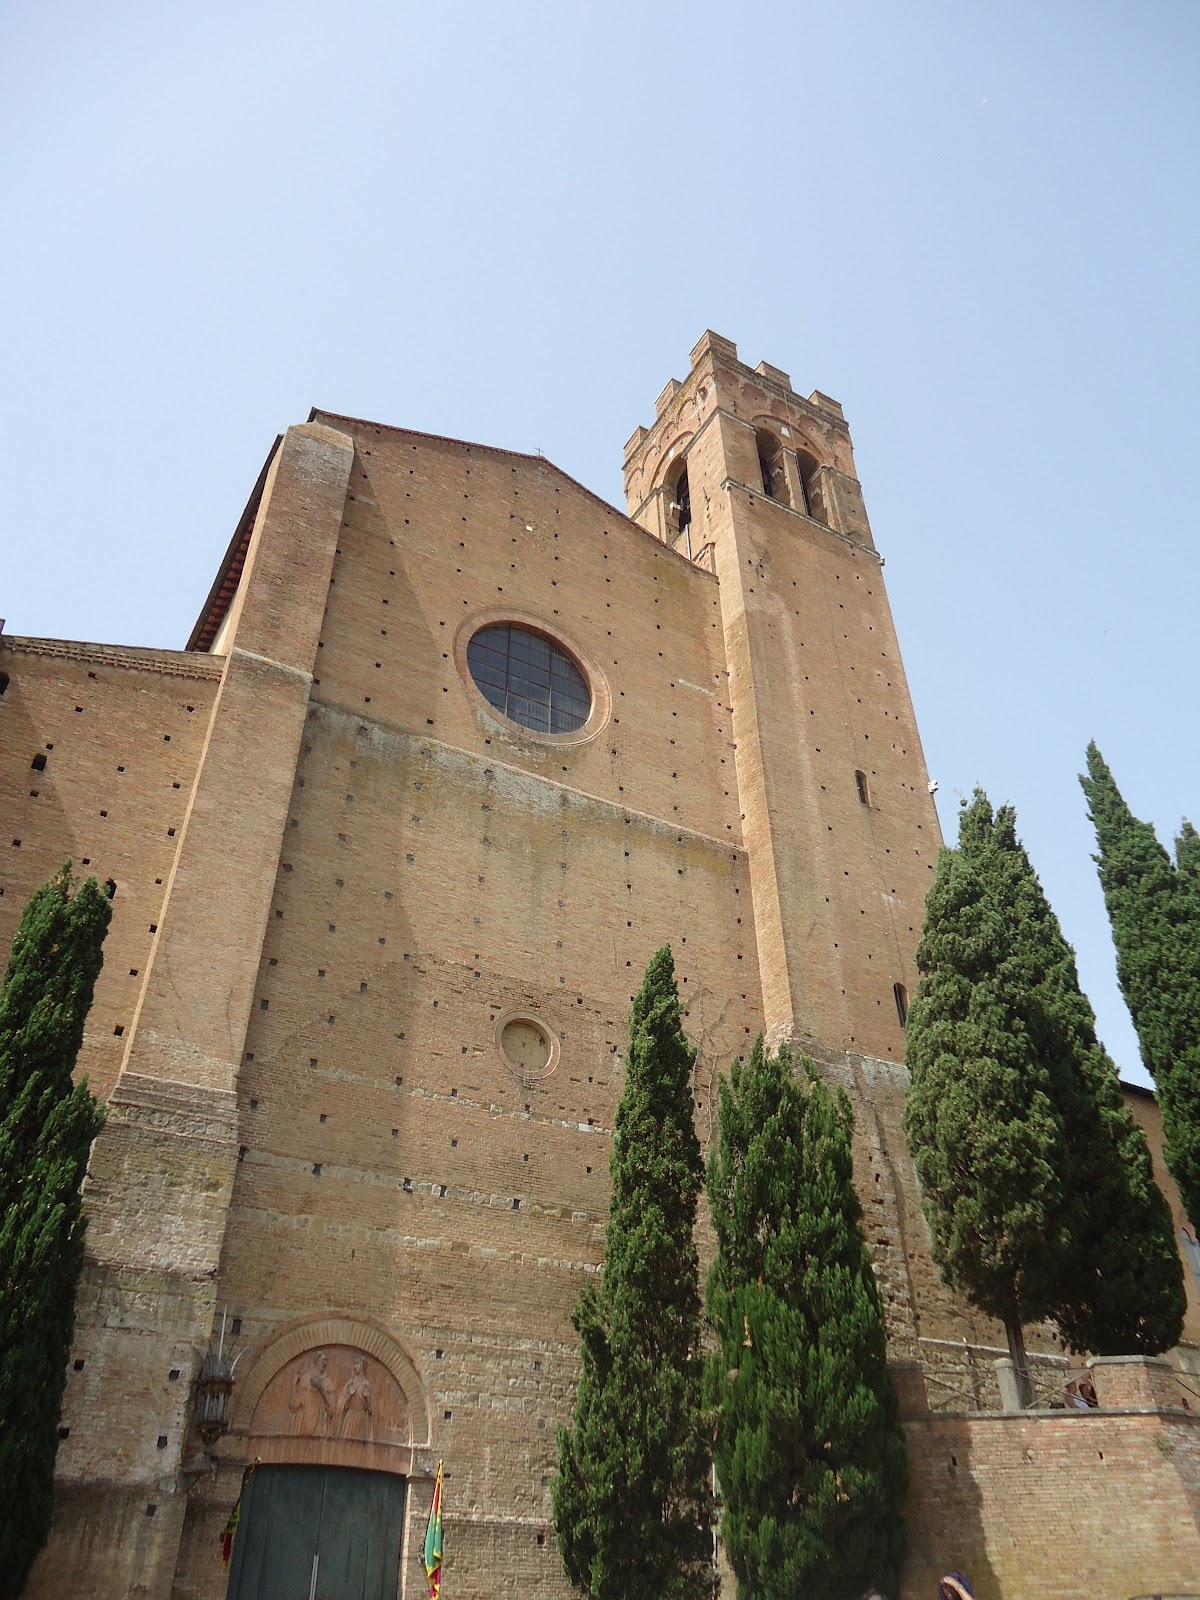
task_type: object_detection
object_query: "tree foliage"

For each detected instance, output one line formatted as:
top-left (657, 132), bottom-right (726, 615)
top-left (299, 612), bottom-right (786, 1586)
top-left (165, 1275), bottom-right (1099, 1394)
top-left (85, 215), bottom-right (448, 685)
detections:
top-left (0, 865), bottom-right (110, 1598)
top-left (1081, 743), bottom-right (1200, 1228)
top-left (553, 947), bottom-right (711, 1600)
top-left (904, 792), bottom-right (1182, 1376)
top-left (705, 1040), bottom-right (906, 1600)
top-left (1174, 818), bottom-right (1200, 891)
top-left (903, 796), bottom-right (1070, 1349)
top-left (974, 798), bottom-right (1183, 1354)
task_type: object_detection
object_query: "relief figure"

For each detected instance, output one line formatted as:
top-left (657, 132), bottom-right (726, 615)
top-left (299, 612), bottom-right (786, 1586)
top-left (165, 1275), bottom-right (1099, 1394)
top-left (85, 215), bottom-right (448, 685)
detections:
top-left (338, 1355), bottom-right (375, 1442)
top-left (288, 1349), bottom-right (337, 1438)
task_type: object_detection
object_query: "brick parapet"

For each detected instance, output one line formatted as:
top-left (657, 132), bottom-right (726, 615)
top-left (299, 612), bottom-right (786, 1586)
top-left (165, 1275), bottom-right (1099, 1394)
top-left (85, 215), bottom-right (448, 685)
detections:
top-left (1, 635), bottom-right (224, 681)
top-left (1091, 1354), bottom-right (1194, 1413)
top-left (624, 330), bottom-right (853, 479)
top-left (901, 1406), bottom-right (1200, 1599)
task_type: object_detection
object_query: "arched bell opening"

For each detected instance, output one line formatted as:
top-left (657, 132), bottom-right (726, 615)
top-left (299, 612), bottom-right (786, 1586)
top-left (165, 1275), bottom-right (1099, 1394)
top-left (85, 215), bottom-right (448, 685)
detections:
top-left (755, 429), bottom-right (789, 505)
top-left (668, 459), bottom-right (692, 554)
top-left (795, 447), bottom-right (822, 521)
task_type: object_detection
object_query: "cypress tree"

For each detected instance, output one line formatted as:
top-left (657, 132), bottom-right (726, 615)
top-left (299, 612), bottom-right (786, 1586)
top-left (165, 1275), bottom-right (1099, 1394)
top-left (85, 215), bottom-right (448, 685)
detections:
top-left (553, 947), bottom-right (711, 1600)
top-left (973, 804), bottom-right (1184, 1356)
top-left (1081, 743), bottom-right (1200, 1227)
top-left (1174, 818), bottom-right (1200, 889)
top-left (905, 792), bottom-right (1184, 1397)
top-left (705, 1040), bottom-right (906, 1600)
top-left (0, 865), bottom-right (110, 1598)
top-left (903, 793), bottom-right (1071, 1400)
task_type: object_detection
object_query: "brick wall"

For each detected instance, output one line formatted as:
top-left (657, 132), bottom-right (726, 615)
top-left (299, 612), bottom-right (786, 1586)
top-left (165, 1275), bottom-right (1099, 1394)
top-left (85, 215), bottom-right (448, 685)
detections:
top-left (899, 1361), bottom-right (1200, 1599)
top-left (0, 636), bottom-right (220, 1101)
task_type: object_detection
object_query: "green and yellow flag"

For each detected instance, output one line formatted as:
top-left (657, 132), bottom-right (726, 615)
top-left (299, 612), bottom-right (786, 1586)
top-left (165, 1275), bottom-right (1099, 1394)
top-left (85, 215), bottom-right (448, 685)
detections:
top-left (221, 1460), bottom-right (258, 1569)
top-left (423, 1460), bottom-right (445, 1600)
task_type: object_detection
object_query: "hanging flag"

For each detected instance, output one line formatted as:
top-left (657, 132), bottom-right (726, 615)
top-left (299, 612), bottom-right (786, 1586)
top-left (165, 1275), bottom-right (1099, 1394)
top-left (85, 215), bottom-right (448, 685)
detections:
top-left (423, 1460), bottom-right (445, 1600)
top-left (221, 1460), bottom-right (258, 1569)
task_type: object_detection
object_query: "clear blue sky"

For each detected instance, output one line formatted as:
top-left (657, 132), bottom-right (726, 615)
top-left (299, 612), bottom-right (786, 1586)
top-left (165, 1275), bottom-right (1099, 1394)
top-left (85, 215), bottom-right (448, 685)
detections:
top-left (3, 1), bottom-right (1197, 1087)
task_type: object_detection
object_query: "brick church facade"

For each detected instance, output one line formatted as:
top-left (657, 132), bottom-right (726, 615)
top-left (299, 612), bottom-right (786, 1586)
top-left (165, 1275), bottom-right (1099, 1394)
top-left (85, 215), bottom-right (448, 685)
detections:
top-left (1, 332), bottom-right (1198, 1599)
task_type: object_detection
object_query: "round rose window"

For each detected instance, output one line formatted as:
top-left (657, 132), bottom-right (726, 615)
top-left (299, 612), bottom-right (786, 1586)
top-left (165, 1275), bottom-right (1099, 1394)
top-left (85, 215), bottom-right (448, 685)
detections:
top-left (466, 623), bottom-right (591, 735)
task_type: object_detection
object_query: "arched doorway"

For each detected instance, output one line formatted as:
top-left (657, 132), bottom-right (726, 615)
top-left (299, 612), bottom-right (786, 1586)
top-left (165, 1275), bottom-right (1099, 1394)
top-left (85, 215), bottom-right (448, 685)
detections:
top-left (226, 1463), bottom-right (404, 1600)
top-left (222, 1318), bottom-right (434, 1600)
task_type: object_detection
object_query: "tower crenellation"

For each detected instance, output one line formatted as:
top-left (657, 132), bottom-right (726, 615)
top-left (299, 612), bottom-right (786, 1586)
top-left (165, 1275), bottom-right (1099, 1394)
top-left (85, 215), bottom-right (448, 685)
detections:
top-left (624, 331), bottom-right (874, 564)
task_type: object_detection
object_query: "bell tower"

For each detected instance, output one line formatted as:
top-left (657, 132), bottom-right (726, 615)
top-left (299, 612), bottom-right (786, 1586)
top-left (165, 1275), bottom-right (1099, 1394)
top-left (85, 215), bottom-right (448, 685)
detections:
top-left (624, 331), bottom-right (941, 1065)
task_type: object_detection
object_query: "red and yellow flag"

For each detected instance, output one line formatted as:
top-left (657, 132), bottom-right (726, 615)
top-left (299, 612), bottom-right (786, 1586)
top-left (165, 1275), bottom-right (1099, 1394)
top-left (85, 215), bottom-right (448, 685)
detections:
top-left (423, 1460), bottom-right (445, 1600)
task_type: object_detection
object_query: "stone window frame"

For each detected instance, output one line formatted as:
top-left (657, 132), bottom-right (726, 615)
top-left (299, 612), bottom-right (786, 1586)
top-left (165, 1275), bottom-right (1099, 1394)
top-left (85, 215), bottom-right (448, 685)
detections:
top-left (454, 608), bottom-right (611, 748)
top-left (466, 622), bottom-right (590, 736)
top-left (494, 1009), bottom-right (560, 1083)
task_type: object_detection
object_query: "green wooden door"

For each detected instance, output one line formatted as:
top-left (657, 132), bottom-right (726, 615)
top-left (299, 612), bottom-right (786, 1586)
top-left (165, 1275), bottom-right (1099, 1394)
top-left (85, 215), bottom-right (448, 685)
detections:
top-left (226, 1464), bottom-right (405, 1600)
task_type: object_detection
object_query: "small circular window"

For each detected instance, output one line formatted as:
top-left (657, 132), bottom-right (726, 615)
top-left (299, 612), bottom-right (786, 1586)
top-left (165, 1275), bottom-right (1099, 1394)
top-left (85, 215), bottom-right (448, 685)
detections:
top-left (466, 623), bottom-right (590, 735)
top-left (501, 1018), bottom-right (552, 1074)
top-left (496, 1011), bottom-right (559, 1083)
